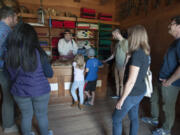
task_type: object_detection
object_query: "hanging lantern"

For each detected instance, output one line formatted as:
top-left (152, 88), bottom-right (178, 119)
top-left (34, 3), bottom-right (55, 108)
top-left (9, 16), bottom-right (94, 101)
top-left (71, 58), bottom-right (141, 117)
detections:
top-left (37, 0), bottom-right (45, 24)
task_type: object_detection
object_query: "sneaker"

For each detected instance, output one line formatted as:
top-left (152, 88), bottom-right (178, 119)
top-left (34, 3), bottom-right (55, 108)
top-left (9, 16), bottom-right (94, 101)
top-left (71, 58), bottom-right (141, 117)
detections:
top-left (3, 124), bottom-right (19, 133)
top-left (152, 128), bottom-right (171, 135)
top-left (88, 97), bottom-right (92, 102)
top-left (30, 131), bottom-right (35, 135)
top-left (84, 102), bottom-right (93, 106)
top-left (141, 117), bottom-right (159, 127)
top-left (48, 130), bottom-right (53, 135)
top-left (111, 96), bottom-right (120, 99)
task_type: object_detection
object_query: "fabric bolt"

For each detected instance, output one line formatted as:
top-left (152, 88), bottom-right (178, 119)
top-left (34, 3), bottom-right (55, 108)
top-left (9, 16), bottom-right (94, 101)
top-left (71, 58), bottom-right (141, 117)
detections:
top-left (51, 37), bottom-right (59, 47)
top-left (80, 15), bottom-right (96, 19)
top-left (81, 8), bottom-right (96, 14)
top-left (51, 20), bottom-right (63, 28)
top-left (99, 40), bottom-right (112, 45)
top-left (99, 17), bottom-right (112, 21)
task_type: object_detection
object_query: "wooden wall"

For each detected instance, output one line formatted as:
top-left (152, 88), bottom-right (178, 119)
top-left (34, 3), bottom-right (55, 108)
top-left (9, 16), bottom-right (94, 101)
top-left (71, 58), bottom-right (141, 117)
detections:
top-left (18, 0), bottom-right (116, 20)
top-left (115, 1), bottom-right (180, 78)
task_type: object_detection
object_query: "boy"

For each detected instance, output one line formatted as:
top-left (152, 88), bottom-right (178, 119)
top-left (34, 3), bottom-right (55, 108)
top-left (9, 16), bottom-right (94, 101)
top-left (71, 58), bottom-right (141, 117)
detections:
top-left (84, 48), bottom-right (103, 106)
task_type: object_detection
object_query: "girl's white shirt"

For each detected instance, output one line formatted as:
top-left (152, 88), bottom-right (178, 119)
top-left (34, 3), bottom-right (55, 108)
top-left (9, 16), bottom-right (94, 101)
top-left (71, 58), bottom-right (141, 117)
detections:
top-left (73, 62), bottom-right (85, 81)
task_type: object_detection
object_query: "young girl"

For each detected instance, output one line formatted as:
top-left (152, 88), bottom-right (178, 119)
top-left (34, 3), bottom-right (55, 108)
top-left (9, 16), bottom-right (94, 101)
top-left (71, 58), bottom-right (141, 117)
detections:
top-left (71, 54), bottom-right (85, 109)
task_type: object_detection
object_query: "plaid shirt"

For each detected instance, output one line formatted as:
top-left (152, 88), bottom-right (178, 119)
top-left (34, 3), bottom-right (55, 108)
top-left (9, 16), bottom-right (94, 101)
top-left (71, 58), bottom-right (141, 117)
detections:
top-left (0, 21), bottom-right (11, 68)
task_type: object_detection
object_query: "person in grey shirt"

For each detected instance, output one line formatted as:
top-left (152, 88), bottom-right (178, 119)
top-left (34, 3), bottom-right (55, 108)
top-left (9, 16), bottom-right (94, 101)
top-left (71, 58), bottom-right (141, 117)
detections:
top-left (104, 29), bottom-right (128, 97)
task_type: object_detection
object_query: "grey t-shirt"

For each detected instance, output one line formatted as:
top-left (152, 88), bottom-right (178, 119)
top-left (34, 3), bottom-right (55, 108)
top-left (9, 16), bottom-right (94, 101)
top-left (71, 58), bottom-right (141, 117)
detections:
top-left (115, 39), bottom-right (128, 68)
top-left (124, 48), bottom-right (149, 96)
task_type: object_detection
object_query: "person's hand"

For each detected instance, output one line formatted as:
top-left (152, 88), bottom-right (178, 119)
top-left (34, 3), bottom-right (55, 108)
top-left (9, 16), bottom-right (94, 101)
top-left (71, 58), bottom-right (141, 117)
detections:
top-left (159, 78), bottom-right (166, 82)
top-left (116, 99), bottom-right (124, 110)
top-left (159, 78), bottom-right (172, 87)
top-left (162, 79), bottom-right (172, 87)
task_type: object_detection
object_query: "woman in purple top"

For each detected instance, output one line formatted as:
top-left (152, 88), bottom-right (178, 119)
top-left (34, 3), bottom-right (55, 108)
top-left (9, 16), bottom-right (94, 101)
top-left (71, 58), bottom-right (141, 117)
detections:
top-left (5, 23), bottom-right (53, 135)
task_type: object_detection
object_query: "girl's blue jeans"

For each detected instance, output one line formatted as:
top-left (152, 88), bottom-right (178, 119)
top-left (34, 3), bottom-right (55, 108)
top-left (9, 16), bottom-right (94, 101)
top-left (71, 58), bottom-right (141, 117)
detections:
top-left (14, 93), bottom-right (50, 135)
top-left (112, 92), bottom-right (145, 135)
top-left (71, 81), bottom-right (85, 104)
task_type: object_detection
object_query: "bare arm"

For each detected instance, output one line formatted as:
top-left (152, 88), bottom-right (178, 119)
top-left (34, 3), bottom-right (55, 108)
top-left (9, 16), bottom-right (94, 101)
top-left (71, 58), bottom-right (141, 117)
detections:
top-left (103, 54), bottom-right (115, 63)
top-left (85, 68), bottom-right (89, 73)
top-left (116, 65), bottom-right (140, 110)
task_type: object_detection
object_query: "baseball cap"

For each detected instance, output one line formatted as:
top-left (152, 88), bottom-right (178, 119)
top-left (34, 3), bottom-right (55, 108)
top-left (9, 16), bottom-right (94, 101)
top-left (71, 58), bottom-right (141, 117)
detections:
top-left (87, 48), bottom-right (95, 57)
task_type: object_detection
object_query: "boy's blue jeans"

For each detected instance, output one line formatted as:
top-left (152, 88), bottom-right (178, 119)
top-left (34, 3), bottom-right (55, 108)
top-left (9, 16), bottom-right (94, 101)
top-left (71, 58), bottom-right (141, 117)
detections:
top-left (14, 93), bottom-right (50, 135)
top-left (112, 93), bottom-right (145, 135)
top-left (71, 81), bottom-right (84, 104)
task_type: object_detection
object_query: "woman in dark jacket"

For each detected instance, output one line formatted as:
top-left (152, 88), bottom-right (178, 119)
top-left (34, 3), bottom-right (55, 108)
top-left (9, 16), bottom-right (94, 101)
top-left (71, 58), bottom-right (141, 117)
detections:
top-left (5, 22), bottom-right (53, 135)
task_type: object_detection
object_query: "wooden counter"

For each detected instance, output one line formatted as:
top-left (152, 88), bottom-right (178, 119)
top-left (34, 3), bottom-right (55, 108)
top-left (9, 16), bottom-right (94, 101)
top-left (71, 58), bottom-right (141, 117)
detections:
top-left (48, 64), bottom-right (109, 103)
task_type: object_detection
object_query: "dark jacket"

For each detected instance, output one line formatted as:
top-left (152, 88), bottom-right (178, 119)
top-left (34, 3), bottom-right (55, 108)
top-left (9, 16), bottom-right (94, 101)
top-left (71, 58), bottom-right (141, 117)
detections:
top-left (8, 50), bottom-right (53, 97)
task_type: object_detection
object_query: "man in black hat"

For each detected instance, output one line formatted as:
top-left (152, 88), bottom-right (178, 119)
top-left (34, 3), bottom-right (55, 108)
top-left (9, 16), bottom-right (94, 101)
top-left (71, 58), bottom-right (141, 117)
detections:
top-left (58, 29), bottom-right (78, 59)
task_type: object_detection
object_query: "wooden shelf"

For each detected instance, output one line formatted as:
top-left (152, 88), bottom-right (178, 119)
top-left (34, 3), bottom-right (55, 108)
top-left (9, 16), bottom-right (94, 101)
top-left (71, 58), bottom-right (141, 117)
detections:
top-left (76, 28), bottom-right (98, 31)
top-left (41, 46), bottom-right (51, 48)
top-left (38, 36), bottom-right (49, 38)
top-left (77, 38), bottom-right (97, 40)
top-left (50, 27), bottom-right (75, 29)
top-left (18, 13), bottom-right (120, 25)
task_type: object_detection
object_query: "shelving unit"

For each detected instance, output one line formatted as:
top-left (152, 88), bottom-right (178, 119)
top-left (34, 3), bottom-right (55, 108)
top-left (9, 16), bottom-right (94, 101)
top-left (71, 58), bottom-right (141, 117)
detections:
top-left (98, 24), bottom-right (113, 60)
top-left (19, 13), bottom-right (120, 60)
top-left (19, 13), bottom-right (120, 25)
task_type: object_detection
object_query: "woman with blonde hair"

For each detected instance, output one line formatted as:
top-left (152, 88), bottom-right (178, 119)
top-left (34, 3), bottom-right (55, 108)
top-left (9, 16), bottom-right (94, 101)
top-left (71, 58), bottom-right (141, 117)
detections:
top-left (70, 54), bottom-right (85, 109)
top-left (112, 25), bottom-right (150, 135)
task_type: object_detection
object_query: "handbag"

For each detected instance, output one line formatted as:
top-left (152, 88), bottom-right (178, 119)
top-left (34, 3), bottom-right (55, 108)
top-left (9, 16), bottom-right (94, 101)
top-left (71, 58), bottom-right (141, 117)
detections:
top-left (144, 68), bottom-right (153, 97)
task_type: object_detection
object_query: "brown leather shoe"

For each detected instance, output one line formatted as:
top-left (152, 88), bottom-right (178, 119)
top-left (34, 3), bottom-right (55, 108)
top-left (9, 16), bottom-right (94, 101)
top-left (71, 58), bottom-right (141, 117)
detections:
top-left (79, 104), bottom-right (84, 110)
top-left (71, 101), bottom-right (78, 107)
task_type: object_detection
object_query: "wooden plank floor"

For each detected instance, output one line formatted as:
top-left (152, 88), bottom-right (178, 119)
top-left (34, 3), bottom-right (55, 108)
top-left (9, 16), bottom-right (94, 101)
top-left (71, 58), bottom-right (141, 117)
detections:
top-left (0, 98), bottom-right (180, 135)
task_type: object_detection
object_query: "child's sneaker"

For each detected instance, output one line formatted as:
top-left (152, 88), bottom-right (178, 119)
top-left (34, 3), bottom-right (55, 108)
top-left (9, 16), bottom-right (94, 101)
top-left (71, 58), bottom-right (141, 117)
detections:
top-left (141, 117), bottom-right (159, 127)
top-left (152, 128), bottom-right (171, 135)
top-left (3, 124), bottom-right (19, 133)
top-left (48, 130), bottom-right (53, 135)
top-left (71, 101), bottom-right (78, 107)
